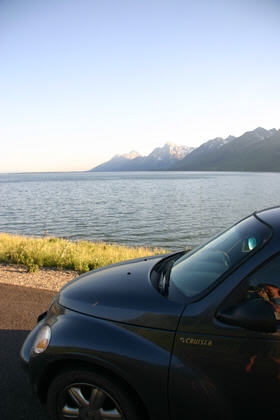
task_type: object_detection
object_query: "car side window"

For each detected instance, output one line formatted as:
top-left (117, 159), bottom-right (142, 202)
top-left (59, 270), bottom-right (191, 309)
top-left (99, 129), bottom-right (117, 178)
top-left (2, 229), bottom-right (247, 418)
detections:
top-left (247, 255), bottom-right (280, 320)
top-left (218, 254), bottom-right (280, 321)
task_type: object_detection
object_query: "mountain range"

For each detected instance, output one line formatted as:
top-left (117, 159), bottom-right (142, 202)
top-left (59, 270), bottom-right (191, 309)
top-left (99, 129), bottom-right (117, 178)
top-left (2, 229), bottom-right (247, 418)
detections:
top-left (90, 127), bottom-right (280, 172)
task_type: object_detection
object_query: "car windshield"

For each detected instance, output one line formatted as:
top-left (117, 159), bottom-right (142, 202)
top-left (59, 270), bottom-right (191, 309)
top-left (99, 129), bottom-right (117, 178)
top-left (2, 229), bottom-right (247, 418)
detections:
top-left (170, 215), bottom-right (272, 298)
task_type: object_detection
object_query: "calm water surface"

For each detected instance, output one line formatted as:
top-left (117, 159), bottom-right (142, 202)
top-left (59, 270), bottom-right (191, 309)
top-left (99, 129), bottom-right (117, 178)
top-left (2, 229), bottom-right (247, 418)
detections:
top-left (1, 171), bottom-right (280, 250)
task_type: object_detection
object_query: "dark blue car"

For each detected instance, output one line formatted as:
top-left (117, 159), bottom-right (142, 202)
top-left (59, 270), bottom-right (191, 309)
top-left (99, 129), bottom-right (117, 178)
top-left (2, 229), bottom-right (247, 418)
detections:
top-left (21, 207), bottom-right (280, 419)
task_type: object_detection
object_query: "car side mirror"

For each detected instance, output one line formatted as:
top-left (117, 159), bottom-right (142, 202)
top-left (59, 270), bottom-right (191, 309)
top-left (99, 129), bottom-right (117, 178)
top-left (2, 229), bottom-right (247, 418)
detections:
top-left (216, 299), bottom-right (277, 333)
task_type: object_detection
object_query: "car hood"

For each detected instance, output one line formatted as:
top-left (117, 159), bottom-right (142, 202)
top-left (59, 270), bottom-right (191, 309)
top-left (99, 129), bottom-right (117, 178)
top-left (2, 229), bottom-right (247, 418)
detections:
top-left (58, 255), bottom-right (185, 330)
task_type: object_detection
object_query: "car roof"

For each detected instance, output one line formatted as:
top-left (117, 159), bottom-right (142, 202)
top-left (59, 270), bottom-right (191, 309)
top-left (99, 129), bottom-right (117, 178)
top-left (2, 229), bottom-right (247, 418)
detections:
top-left (255, 206), bottom-right (280, 231)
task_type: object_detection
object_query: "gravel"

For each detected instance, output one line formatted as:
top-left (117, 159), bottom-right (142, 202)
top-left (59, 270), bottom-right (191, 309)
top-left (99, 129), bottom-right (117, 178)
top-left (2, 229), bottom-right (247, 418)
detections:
top-left (0, 263), bottom-right (78, 292)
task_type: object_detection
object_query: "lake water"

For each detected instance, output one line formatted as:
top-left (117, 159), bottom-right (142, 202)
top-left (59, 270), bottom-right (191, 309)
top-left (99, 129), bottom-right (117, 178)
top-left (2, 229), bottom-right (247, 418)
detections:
top-left (1, 171), bottom-right (280, 251)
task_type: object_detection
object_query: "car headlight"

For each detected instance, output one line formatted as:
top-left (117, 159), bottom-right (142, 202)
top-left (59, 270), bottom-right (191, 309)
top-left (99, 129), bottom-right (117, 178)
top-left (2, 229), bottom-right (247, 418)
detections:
top-left (32, 325), bottom-right (51, 354)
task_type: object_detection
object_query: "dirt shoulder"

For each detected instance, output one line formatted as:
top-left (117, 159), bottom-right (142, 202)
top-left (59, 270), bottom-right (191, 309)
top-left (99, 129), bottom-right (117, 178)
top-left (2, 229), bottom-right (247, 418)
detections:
top-left (0, 263), bottom-right (78, 292)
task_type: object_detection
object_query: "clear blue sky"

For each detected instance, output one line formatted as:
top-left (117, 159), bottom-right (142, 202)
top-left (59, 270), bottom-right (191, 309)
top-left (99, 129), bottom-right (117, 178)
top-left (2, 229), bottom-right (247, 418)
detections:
top-left (1, 0), bottom-right (279, 172)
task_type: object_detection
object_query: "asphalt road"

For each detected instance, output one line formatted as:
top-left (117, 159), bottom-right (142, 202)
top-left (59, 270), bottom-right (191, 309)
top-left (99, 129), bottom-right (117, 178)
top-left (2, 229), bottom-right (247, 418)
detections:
top-left (0, 283), bottom-right (56, 420)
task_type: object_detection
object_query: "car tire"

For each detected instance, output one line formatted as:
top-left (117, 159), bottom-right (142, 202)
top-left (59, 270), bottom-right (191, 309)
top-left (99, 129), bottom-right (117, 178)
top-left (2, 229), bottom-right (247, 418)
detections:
top-left (47, 369), bottom-right (144, 420)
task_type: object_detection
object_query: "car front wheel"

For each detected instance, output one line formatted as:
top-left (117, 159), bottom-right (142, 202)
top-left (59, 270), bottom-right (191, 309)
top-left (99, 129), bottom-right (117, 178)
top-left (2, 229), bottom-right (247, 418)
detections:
top-left (47, 369), bottom-right (143, 420)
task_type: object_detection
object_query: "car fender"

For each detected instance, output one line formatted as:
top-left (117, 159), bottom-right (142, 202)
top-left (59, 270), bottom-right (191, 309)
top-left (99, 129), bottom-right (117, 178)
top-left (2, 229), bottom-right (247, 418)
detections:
top-left (37, 308), bottom-right (175, 420)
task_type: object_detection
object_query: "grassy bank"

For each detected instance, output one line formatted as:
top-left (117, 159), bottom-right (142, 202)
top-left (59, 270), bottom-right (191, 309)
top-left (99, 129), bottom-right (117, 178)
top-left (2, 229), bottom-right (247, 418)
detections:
top-left (0, 233), bottom-right (167, 273)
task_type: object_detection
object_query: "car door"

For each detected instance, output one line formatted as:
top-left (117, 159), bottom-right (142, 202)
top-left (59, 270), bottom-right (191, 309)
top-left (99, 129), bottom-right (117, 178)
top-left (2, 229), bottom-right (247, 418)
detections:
top-left (169, 254), bottom-right (280, 420)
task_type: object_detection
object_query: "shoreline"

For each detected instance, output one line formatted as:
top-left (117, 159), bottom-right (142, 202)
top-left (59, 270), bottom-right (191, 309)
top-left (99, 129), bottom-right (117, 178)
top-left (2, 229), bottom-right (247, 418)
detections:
top-left (0, 262), bottom-right (78, 292)
top-left (0, 232), bottom-right (166, 274)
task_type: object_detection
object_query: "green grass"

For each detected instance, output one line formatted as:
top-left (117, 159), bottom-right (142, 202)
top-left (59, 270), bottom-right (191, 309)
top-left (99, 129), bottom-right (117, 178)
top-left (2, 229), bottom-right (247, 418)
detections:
top-left (0, 233), bottom-right (168, 273)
